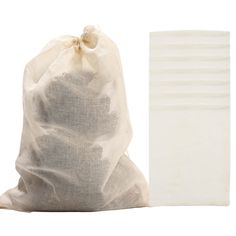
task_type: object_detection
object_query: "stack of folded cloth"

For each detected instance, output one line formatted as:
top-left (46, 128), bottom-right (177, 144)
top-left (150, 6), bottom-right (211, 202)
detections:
top-left (149, 31), bottom-right (230, 206)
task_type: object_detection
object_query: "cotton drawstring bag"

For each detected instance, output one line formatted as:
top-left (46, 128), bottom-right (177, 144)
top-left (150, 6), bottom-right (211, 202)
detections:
top-left (0, 26), bottom-right (149, 211)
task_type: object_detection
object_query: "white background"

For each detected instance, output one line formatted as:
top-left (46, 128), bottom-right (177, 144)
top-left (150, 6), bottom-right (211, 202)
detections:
top-left (0, 0), bottom-right (235, 235)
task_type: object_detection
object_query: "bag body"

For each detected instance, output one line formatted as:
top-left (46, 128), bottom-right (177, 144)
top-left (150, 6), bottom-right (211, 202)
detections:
top-left (0, 26), bottom-right (148, 211)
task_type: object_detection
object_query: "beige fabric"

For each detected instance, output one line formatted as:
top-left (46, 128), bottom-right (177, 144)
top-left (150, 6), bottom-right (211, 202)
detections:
top-left (149, 31), bottom-right (230, 206)
top-left (0, 26), bottom-right (148, 211)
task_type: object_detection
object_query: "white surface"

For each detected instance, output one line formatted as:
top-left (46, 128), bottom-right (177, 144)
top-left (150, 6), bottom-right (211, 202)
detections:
top-left (150, 31), bottom-right (230, 206)
top-left (0, 0), bottom-right (235, 235)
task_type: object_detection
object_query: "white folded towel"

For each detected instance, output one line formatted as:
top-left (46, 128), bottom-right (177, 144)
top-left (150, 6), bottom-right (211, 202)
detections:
top-left (149, 31), bottom-right (230, 206)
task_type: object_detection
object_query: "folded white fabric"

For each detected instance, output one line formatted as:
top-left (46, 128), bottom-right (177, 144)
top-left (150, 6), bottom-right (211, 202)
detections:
top-left (149, 31), bottom-right (230, 206)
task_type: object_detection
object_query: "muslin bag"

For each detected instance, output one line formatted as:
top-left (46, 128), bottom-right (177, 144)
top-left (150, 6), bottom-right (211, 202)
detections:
top-left (0, 26), bottom-right (148, 211)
